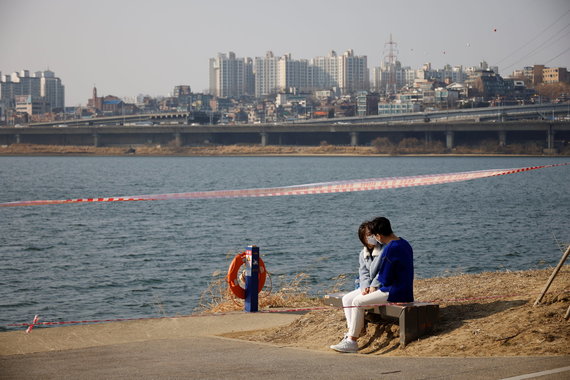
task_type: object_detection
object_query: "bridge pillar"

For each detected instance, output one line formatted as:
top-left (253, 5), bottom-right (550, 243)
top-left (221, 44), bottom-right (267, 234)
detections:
top-left (174, 132), bottom-right (182, 147)
top-left (93, 133), bottom-right (100, 147)
top-left (15, 134), bottom-right (21, 144)
top-left (350, 132), bottom-right (358, 147)
top-left (260, 132), bottom-right (268, 146)
top-left (547, 125), bottom-right (555, 149)
top-left (445, 130), bottom-right (454, 150)
top-left (424, 131), bottom-right (432, 146)
top-left (498, 131), bottom-right (507, 147)
top-left (544, 125), bottom-right (557, 154)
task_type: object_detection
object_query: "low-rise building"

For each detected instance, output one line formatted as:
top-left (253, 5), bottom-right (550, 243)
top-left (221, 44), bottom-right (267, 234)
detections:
top-left (467, 70), bottom-right (510, 99)
top-left (275, 93), bottom-right (308, 107)
top-left (542, 67), bottom-right (568, 84)
top-left (15, 95), bottom-right (48, 115)
top-left (378, 101), bottom-right (421, 114)
top-left (356, 91), bottom-right (379, 116)
top-left (434, 88), bottom-right (460, 108)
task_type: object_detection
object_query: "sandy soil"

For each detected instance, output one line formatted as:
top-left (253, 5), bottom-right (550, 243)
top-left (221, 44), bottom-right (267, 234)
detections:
top-left (1, 143), bottom-right (568, 156)
top-left (0, 143), bottom-right (374, 156)
top-left (224, 267), bottom-right (570, 356)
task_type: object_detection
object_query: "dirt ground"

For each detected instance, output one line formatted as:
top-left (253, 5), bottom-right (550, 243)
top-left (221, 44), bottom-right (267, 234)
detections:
top-left (0, 143), bottom-right (374, 156)
top-left (224, 267), bottom-right (570, 356)
top-left (2, 143), bottom-right (569, 156)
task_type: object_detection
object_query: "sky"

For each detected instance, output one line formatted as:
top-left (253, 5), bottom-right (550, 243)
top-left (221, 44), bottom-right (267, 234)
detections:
top-left (1, 0), bottom-right (569, 106)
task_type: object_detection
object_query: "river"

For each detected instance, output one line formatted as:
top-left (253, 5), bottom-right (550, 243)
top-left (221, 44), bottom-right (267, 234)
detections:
top-left (0, 156), bottom-right (568, 329)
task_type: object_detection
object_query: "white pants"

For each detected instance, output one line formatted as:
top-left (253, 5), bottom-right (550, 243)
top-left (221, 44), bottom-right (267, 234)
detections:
top-left (342, 288), bottom-right (389, 338)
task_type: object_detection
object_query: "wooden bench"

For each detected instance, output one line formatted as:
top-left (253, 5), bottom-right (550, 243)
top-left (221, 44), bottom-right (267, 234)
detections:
top-left (324, 293), bottom-right (439, 347)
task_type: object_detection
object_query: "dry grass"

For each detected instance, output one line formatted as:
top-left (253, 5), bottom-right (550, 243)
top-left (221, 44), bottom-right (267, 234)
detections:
top-left (2, 142), bottom-right (568, 156)
top-left (0, 143), bottom-right (371, 156)
top-left (372, 137), bottom-right (446, 154)
top-left (224, 267), bottom-right (570, 357)
top-left (195, 269), bottom-right (327, 314)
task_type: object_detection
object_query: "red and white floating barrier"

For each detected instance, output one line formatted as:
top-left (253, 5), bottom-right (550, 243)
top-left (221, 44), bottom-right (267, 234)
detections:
top-left (0, 163), bottom-right (567, 208)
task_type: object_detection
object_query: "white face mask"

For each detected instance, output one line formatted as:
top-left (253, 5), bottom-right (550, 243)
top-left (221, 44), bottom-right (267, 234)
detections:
top-left (366, 235), bottom-right (377, 245)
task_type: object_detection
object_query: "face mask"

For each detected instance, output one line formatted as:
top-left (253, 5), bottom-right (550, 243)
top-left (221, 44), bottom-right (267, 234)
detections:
top-left (366, 236), bottom-right (377, 245)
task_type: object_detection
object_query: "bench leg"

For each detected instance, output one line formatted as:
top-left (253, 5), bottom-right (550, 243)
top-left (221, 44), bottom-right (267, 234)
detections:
top-left (399, 306), bottom-right (419, 347)
top-left (399, 305), bottom-right (439, 347)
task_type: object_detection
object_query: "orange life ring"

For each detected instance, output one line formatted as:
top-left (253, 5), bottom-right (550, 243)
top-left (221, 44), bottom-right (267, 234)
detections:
top-left (227, 251), bottom-right (267, 299)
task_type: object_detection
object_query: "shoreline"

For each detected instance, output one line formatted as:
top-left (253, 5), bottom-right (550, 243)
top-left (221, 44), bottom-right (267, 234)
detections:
top-left (0, 143), bottom-right (568, 157)
top-left (1, 267), bottom-right (568, 358)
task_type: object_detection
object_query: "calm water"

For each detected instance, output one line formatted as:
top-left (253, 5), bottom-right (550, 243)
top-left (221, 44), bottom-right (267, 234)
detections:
top-left (0, 156), bottom-right (568, 330)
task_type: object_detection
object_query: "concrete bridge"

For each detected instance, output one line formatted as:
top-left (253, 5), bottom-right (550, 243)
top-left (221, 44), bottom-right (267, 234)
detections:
top-left (24, 111), bottom-right (218, 128)
top-left (2, 119), bottom-right (569, 152)
top-left (20, 103), bottom-right (570, 128)
top-left (299, 102), bottom-right (570, 124)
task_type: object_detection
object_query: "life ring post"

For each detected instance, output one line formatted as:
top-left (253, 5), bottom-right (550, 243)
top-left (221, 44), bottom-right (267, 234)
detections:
top-left (245, 245), bottom-right (259, 312)
top-left (227, 246), bottom-right (266, 303)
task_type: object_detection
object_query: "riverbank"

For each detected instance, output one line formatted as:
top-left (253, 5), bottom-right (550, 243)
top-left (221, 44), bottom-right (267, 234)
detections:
top-left (1, 143), bottom-right (568, 156)
top-left (3, 267), bottom-right (567, 358)
top-left (224, 267), bottom-right (570, 357)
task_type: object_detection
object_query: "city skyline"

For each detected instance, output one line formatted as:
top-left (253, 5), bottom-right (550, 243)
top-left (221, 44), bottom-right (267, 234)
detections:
top-left (1, 0), bottom-right (569, 106)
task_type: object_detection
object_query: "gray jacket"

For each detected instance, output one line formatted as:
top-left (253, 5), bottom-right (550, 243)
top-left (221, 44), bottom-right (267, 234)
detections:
top-left (358, 244), bottom-right (384, 289)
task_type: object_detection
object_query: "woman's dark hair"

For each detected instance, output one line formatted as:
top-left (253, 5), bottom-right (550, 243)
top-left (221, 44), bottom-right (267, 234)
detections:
top-left (370, 217), bottom-right (393, 236)
top-left (358, 221), bottom-right (373, 247)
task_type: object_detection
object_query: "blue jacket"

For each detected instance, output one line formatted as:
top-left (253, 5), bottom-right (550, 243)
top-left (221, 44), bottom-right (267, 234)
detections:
top-left (377, 238), bottom-right (414, 302)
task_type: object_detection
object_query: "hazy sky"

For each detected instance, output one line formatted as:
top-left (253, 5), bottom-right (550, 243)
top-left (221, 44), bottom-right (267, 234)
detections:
top-left (1, 0), bottom-right (569, 106)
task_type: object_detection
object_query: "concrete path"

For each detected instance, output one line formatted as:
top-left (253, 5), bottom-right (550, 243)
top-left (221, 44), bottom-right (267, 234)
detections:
top-left (1, 312), bottom-right (569, 379)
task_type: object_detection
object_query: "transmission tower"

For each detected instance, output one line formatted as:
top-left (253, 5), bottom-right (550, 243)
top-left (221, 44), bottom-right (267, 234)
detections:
top-left (382, 33), bottom-right (399, 95)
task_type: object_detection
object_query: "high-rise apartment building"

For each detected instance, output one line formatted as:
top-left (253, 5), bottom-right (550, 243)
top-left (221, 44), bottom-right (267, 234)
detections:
top-left (0, 70), bottom-right (64, 112)
top-left (38, 70), bottom-right (65, 110)
top-left (254, 51), bottom-right (280, 97)
top-left (209, 52), bottom-right (254, 98)
top-left (338, 49), bottom-right (369, 94)
top-left (212, 49), bottom-right (368, 98)
top-left (309, 50), bottom-right (368, 94)
top-left (310, 50), bottom-right (341, 90)
top-left (278, 54), bottom-right (310, 94)
top-left (254, 52), bottom-right (310, 97)
top-left (1, 70), bottom-right (41, 102)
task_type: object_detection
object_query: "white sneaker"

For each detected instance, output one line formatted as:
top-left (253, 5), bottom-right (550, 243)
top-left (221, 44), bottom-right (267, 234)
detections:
top-left (330, 338), bottom-right (358, 353)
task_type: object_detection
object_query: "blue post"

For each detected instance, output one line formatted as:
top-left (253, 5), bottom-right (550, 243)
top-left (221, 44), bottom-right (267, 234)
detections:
top-left (244, 245), bottom-right (259, 312)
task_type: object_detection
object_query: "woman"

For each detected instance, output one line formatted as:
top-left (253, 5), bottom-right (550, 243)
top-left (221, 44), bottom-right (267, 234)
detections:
top-left (331, 216), bottom-right (414, 353)
top-left (331, 220), bottom-right (386, 353)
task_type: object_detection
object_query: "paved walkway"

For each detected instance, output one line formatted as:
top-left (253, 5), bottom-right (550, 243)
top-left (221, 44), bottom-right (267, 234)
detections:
top-left (1, 312), bottom-right (569, 379)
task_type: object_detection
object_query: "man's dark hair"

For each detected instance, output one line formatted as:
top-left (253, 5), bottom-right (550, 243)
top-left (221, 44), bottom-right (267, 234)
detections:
top-left (370, 217), bottom-right (393, 236)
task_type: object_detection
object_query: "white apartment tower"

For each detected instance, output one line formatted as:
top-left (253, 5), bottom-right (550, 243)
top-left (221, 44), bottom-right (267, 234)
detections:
top-left (278, 54), bottom-right (309, 93)
top-left (338, 49), bottom-right (369, 93)
top-left (254, 52), bottom-right (311, 97)
top-left (209, 52), bottom-right (253, 98)
top-left (211, 50), bottom-right (369, 98)
top-left (310, 50), bottom-right (368, 94)
top-left (254, 51), bottom-right (280, 97)
top-left (310, 50), bottom-right (341, 90)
